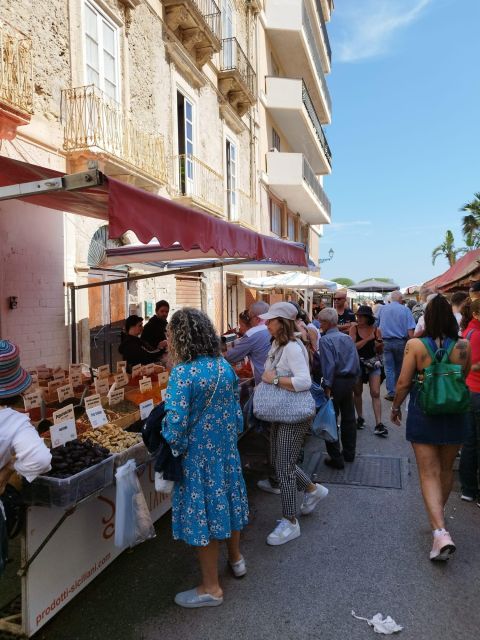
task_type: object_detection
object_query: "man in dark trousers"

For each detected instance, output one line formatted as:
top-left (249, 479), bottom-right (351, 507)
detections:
top-left (317, 307), bottom-right (361, 469)
top-left (141, 300), bottom-right (170, 351)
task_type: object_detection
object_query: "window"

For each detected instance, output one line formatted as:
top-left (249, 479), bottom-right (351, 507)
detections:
top-left (177, 91), bottom-right (194, 194)
top-left (287, 215), bottom-right (296, 241)
top-left (272, 128), bottom-right (280, 152)
top-left (84, 2), bottom-right (119, 100)
top-left (226, 139), bottom-right (237, 220)
top-left (270, 198), bottom-right (282, 236)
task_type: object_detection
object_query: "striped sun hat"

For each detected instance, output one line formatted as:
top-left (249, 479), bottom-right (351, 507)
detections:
top-left (0, 340), bottom-right (32, 399)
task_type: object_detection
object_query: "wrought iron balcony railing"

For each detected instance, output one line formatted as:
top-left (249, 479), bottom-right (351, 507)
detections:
top-left (302, 155), bottom-right (331, 219)
top-left (220, 37), bottom-right (256, 100)
top-left (314, 0), bottom-right (332, 65)
top-left (302, 3), bottom-right (332, 115)
top-left (61, 85), bottom-right (167, 183)
top-left (175, 154), bottom-right (224, 213)
top-left (0, 22), bottom-right (33, 115)
top-left (193, 0), bottom-right (221, 41)
top-left (302, 81), bottom-right (332, 166)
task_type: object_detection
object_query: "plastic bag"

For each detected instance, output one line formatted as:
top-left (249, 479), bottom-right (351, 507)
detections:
top-left (154, 471), bottom-right (174, 494)
top-left (114, 460), bottom-right (155, 549)
top-left (312, 397), bottom-right (338, 442)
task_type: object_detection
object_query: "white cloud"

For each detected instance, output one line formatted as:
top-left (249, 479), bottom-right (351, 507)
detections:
top-left (334, 0), bottom-right (432, 63)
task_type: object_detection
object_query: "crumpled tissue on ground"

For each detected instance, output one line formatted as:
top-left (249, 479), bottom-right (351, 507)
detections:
top-left (351, 611), bottom-right (403, 634)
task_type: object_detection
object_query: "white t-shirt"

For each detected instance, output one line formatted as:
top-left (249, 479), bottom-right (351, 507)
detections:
top-left (0, 408), bottom-right (52, 482)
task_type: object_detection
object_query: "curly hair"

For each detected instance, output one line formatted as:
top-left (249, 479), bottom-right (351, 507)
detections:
top-left (168, 308), bottom-right (221, 364)
top-left (274, 317), bottom-right (297, 347)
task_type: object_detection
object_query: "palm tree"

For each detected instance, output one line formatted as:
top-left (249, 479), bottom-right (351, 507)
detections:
top-left (461, 193), bottom-right (480, 248)
top-left (431, 230), bottom-right (464, 266)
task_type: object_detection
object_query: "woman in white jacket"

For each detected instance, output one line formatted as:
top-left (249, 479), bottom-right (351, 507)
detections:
top-left (258, 302), bottom-right (328, 546)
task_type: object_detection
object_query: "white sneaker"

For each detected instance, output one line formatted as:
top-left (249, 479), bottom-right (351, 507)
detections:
top-left (266, 518), bottom-right (300, 546)
top-left (229, 555), bottom-right (247, 578)
top-left (461, 494), bottom-right (474, 502)
top-left (300, 483), bottom-right (329, 515)
top-left (257, 479), bottom-right (281, 495)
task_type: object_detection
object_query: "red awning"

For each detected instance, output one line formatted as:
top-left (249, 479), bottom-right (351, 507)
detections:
top-left (0, 156), bottom-right (108, 219)
top-left (423, 249), bottom-right (480, 292)
top-left (0, 157), bottom-right (307, 267)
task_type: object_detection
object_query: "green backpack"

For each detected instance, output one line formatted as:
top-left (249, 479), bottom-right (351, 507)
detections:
top-left (415, 338), bottom-right (470, 415)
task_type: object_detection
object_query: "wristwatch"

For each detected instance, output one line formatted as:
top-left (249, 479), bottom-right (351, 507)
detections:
top-left (273, 376), bottom-right (280, 386)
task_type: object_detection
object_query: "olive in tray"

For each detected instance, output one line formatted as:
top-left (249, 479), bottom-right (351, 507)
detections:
top-left (48, 439), bottom-right (110, 478)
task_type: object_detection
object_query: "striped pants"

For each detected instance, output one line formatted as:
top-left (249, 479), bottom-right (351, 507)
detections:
top-left (270, 421), bottom-right (312, 518)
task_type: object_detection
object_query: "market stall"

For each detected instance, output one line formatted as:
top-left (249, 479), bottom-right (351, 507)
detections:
top-left (0, 160), bottom-right (308, 636)
top-left (422, 249), bottom-right (480, 293)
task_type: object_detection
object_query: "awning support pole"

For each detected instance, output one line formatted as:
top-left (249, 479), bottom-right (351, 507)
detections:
top-left (70, 285), bottom-right (77, 364)
top-left (0, 168), bottom-right (104, 201)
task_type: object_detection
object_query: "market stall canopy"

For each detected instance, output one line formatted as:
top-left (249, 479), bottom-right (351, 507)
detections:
top-left (0, 157), bottom-right (307, 268)
top-left (349, 279), bottom-right (400, 293)
top-left (422, 249), bottom-right (480, 292)
top-left (241, 272), bottom-right (339, 291)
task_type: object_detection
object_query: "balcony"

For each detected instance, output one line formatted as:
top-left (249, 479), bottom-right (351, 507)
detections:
top-left (0, 22), bottom-right (33, 140)
top-left (266, 151), bottom-right (331, 225)
top-left (313, 0), bottom-right (331, 70)
top-left (265, 77), bottom-right (331, 174)
top-left (173, 154), bottom-right (224, 216)
top-left (218, 38), bottom-right (256, 118)
top-left (62, 85), bottom-right (167, 188)
top-left (320, 0), bottom-right (334, 22)
top-left (263, 0), bottom-right (332, 123)
top-left (162, 0), bottom-right (221, 68)
top-left (227, 188), bottom-right (256, 228)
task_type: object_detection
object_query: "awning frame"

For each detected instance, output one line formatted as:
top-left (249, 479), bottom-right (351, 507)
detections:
top-left (0, 167), bottom-right (104, 201)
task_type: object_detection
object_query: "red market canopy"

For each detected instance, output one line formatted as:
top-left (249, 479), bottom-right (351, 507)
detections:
top-left (423, 249), bottom-right (480, 292)
top-left (0, 156), bottom-right (307, 268)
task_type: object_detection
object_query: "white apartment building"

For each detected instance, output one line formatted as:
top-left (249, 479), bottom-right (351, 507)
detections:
top-left (0, 0), bottom-right (333, 369)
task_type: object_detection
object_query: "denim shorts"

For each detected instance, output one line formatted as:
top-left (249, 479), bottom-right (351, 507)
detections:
top-left (406, 387), bottom-right (468, 445)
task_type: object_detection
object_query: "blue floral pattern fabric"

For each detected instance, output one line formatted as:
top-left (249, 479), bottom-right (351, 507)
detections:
top-left (162, 356), bottom-right (249, 546)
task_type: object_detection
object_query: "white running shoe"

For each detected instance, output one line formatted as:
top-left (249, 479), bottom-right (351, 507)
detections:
top-left (257, 479), bottom-right (281, 495)
top-left (229, 555), bottom-right (247, 578)
top-left (300, 484), bottom-right (329, 515)
top-left (266, 518), bottom-right (300, 546)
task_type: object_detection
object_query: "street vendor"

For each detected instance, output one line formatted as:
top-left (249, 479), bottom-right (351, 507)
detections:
top-left (141, 300), bottom-right (170, 352)
top-left (119, 315), bottom-right (164, 372)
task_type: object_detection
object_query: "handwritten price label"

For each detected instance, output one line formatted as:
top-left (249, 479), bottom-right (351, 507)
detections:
top-left (143, 364), bottom-right (155, 376)
top-left (86, 405), bottom-right (108, 429)
top-left (114, 372), bottom-right (129, 388)
top-left (95, 378), bottom-right (109, 396)
top-left (84, 394), bottom-right (102, 410)
top-left (139, 399), bottom-right (154, 420)
top-left (139, 377), bottom-right (152, 393)
top-left (50, 419), bottom-right (77, 448)
top-left (117, 360), bottom-right (127, 373)
top-left (23, 389), bottom-right (43, 411)
top-left (70, 372), bottom-right (82, 388)
top-left (157, 372), bottom-right (169, 386)
top-left (97, 365), bottom-right (110, 379)
top-left (57, 384), bottom-right (74, 404)
top-left (109, 388), bottom-right (124, 406)
top-left (131, 364), bottom-right (142, 379)
top-left (53, 404), bottom-right (75, 425)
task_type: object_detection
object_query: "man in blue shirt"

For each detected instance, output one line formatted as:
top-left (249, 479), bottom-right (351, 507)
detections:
top-left (317, 307), bottom-right (361, 469)
top-left (377, 291), bottom-right (416, 400)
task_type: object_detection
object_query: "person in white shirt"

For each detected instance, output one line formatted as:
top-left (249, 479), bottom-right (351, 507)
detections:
top-left (256, 302), bottom-right (328, 547)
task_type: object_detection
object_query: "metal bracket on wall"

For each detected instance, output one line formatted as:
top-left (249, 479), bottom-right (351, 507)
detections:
top-left (0, 168), bottom-right (104, 201)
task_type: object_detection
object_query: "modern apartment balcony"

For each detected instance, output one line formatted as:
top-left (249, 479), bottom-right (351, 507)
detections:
top-left (266, 151), bottom-right (331, 225)
top-left (263, 0), bottom-right (332, 123)
top-left (0, 22), bottom-right (33, 140)
top-left (218, 38), bottom-right (257, 118)
top-left (227, 188), bottom-right (256, 228)
top-left (265, 77), bottom-right (331, 175)
top-left (313, 0), bottom-right (331, 71)
top-left (61, 85), bottom-right (167, 188)
top-left (320, 0), bottom-right (334, 22)
top-left (173, 154), bottom-right (224, 216)
top-left (162, 0), bottom-right (221, 68)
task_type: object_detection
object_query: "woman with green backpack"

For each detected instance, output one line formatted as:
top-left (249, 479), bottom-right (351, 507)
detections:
top-left (390, 294), bottom-right (471, 562)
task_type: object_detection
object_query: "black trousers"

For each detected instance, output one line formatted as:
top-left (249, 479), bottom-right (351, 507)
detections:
top-left (326, 377), bottom-right (357, 463)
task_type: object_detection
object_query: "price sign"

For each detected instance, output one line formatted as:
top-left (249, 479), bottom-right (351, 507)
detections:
top-left (52, 368), bottom-right (66, 382)
top-left (95, 378), bottom-right (109, 396)
top-left (109, 388), bottom-right (124, 406)
top-left (114, 372), bottom-right (129, 388)
top-left (97, 365), bottom-right (110, 379)
top-left (143, 363), bottom-right (155, 376)
top-left (157, 372), bottom-right (169, 386)
top-left (131, 364), bottom-right (142, 379)
top-left (86, 405), bottom-right (108, 429)
top-left (69, 364), bottom-right (82, 376)
top-left (139, 399), bottom-right (154, 420)
top-left (57, 383), bottom-right (74, 404)
top-left (29, 373), bottom-right (39, 387)
top-left (161, 388), bottom-right (166, 402)
top-left (53, 404), bottom-right (75, 425)
top-left (139, 377), bottom-right (152, 393)
top-left (23, 389), bottom-right (43, 411)
top-left (70, 372), bottom-right (82, 388)
top-left (84, 394), bottom-right (102, 410)
top-left (50, 419), bottom-right (77, 448)
top-left (117, 360), bottom-right (127, 373)
top-left (47, 379), bottom-right (63, 395)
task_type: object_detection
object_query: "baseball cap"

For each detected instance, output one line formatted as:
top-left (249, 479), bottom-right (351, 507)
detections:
top-left (258, 302), bottom-right (298, 321)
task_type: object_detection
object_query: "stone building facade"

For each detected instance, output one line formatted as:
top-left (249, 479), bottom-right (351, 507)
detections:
top-left (0, 0), bottom-right (333, 368)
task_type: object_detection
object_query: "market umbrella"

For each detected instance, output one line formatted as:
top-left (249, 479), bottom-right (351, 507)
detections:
top-left (241, 272), bottom-right (339, 291)
top-left (349, 279), bottom-right (400, 293)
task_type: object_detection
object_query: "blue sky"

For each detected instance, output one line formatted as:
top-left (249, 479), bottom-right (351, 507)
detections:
top-left (319, 0), bottom-right (480, 287)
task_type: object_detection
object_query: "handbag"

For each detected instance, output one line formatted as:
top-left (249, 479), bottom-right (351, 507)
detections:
top-left (415, 338), bottom-right (470, 415)
top-left (253, 343), bottom-right (316, 424)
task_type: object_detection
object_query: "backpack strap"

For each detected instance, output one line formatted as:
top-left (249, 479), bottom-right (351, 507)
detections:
top-left (420, 337), bottom-right (455, 363)
top-left (420, 337), bottom-right (437, 361)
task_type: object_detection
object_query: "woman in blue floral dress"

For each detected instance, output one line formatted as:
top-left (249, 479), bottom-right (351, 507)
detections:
top-left (162, 308), bottom-right (249, 608)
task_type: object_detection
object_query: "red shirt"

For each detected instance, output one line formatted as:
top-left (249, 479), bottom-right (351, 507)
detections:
top-left (465, 318), bottom-right (480, 392)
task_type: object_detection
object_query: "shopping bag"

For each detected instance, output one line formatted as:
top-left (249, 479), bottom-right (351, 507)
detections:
top-left (114, 460), bottom-right (156, 548)
top-left (312, 397), bottom-right (338, 443)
